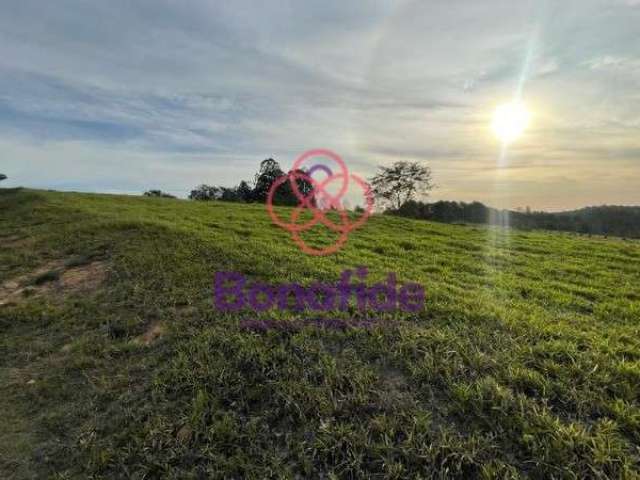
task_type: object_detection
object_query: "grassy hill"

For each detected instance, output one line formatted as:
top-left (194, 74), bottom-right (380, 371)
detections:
top-left (1, 188), bottom-right (640, 479)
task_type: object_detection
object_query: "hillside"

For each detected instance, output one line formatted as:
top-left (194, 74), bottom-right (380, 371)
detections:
top-left (394, 201), bottom-right (640, 238)
top-left (2, 188), bottom-right (640, 478)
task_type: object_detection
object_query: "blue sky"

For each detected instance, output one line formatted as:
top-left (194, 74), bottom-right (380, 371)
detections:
top-left (1, 0), bottom-right (639, 210)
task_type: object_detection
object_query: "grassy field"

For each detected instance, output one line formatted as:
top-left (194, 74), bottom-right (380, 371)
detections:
top-left (1, 187), bottom-right (640, 479)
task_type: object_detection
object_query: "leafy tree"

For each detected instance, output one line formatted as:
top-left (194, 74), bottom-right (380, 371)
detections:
top-left (187, 158), bottom-right (314, 206)
top-left (236, 180), bottom-right (253, 202)
top-left (252, 158), bottom-right (285, 202)
top-left (291, 169), bottom-right (314, 201)
top-left (0, 174), bottom-right (6, 182)
top-left (144, 189), bottom-right (175, 198)
top-left (370, 161), bottom-right (434, 210)
top-left (189, 184), bottom-right (220, 201)
top-left (250, 159), bottom-right (314, 206)
top-left (219, 187), bottom-right (242, 202)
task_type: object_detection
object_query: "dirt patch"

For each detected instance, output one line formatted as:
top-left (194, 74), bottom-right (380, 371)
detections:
top-left (0, 235), bottom-right (35, 250)
top-left (375, 365), bottom-right (417, 412)
top-left (0, 259), bottom-right (108, 307)
top-left (134, 321), bottom-right (165, 346)
top-left (176, 425), bottom-right (193, 444)
top-left (60, 262), bottom-right (108, 291)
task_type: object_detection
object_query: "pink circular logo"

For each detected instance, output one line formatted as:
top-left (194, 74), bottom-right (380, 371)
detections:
top-left (266, 149), bottom-right (374, 256)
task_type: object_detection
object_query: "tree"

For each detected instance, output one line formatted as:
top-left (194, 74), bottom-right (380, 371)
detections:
top-left (252, 158), bottom-right (285, 202)
top-left (189, 184), bottom-right (220, 201)
top-left (186, 157), bottom-right (314, 206)
top-left (237, 180), bottom-right (253, 202)
top-left (370, 161), bottom-right (434, 210)
top-left (290, 169), bottom-right (314, 203)
top-left (0, 174), bottom-right (6, 182)
top-left (219, 186), bottom-right (241, 202)
top-left (144, 189), bottom-right (175, 198)
top-left (250, 159), bottom-right (314, 206)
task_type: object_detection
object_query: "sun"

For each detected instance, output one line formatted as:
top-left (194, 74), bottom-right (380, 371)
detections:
top-left (491, 100), bottom-right (531, 143)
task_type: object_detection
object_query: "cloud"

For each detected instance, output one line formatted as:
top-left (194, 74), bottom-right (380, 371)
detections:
top-left (584, 55), bottom-right (640, 72)
top-left (0, 0), bottom-right (639, 209)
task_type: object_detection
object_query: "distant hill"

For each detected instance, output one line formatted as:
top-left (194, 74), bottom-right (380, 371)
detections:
top-left (393, 201), bottom-right (640, 238)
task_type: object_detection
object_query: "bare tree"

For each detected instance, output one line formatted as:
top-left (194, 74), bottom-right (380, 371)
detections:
top-left (370, 161), bottom-right (433, 210)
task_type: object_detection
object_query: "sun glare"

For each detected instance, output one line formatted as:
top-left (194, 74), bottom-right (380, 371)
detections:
top-left (491, 101), bottom-right (531, 143)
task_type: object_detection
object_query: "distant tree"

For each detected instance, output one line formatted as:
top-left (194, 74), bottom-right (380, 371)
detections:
top-left (0, 174), bottom-right (6, 182)
top-left (291, 168), bottom-right (314, 201)
top-left (219, 186), bottom-right (241, 202)
top-left (391, 200), bottom-right (640, 239)
top-left (188, 157), bottom-right (316, 206)
top-left (144, 189), bottom-right (175, 198)
top-left (237, 180), bottom-right (253, 202)
top-left (370, 161), bottom-right (434, 210)
top-left (250, 159), bottom-right (314, 206)
top-left (189, 184), bottom-right (220, 201)
top-left (252, 158), bottom-right (285, 202)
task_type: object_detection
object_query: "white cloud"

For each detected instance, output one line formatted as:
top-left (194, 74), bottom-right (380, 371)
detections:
top-left (584, 55), bottom-right (640, 72)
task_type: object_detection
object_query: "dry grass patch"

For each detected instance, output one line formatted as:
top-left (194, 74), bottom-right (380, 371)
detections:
top-left (0, 259), bottom-right (108, 306)
top-left (134, 321), bottom-right (166, 346)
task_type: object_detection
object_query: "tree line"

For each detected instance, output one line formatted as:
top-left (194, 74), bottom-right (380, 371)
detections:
top-left (392, 200), bottom-right (640, 238)
top-left (3, 159), bottom-right (636, 238)
top-left (179, 158), bottom-right (433, 209)
top-left (139, 156), bottom-right (639, 239)
top-left (186, 158), bottom-right (314, 206)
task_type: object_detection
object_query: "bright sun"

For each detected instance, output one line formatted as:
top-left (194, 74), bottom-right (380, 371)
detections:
top-left (491, 101), bottom-right (531, 143)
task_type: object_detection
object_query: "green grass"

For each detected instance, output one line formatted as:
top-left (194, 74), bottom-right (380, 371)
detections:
top-left (1, 187), bottom-right (640, 479)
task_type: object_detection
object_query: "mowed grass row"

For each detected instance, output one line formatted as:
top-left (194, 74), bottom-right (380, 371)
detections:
top-left (1, 188), bottom-right (639, 479)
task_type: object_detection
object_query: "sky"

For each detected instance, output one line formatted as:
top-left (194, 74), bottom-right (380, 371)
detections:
top-left (1, 0), bottom-right (639, 211)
